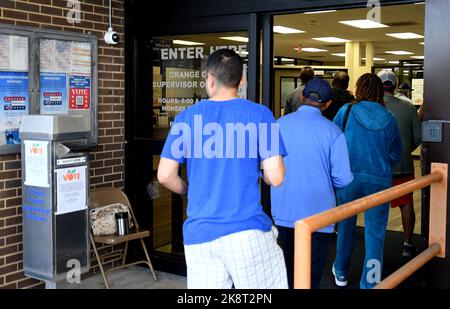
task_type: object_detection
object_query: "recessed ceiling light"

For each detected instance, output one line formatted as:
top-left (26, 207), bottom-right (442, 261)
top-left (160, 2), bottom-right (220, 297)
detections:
top-left (219, 36), bottom-right (249, 43)
top-left (298, 47), bottom-right (328, 52)
top-left (339, 19), bottom-right (389, 29)
top-left (313, 37), bottom-right (350, 43)
top-left (304, 10), bottom-right (337, 14)
top-left (411, 56), bottom-right (425, 59)
top-left (385, 51), bottom-right (414, 55)
top-left (240, 51), bottom-right (249, 56)
top-left (388, 61), bottom-right (400, 64)
top-left (173, 40), bottom-right (205, 46)
top-left (362, 57), bottom-right (386, 61)
top-left (281, 58), bottom-right (295, 62)
top-left (420, 42), bottom-right (425, 45)
top-left (386, 32), bottom-right (424, 39)
top-left (273, 26), bottom-right (305, 34)
top-left (331, 53), bottom-right (346, 57)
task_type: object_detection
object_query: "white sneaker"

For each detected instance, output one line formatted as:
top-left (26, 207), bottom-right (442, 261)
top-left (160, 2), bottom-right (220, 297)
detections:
top-left (332, 265), bottom-right (348, 287)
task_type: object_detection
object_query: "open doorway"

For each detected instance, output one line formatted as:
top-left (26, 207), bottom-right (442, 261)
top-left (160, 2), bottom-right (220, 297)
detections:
top-left (272, 2), bottom-right (425, 236)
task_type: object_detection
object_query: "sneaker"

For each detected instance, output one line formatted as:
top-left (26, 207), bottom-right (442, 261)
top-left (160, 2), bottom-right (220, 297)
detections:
top-left (402, 243), bottom-right (417, 257)
top-left (332, 265), bottom-right (348, 287)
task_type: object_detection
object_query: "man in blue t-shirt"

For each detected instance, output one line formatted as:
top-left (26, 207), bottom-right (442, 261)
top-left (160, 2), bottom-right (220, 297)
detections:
top-left (271, 78), bottom-right (354, 289)
top-left (157, 49), bottom-right (288, 289)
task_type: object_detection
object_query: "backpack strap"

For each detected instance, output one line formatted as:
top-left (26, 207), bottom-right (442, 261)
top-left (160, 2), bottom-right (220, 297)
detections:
top-left (342, 104), bottom-right (353, 132)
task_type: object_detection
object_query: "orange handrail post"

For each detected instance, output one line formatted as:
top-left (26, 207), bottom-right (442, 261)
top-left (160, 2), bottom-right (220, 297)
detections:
top-left (294, 163), bottom-right (448, 289)
top-left (294, 221), bottom-right (312, 289)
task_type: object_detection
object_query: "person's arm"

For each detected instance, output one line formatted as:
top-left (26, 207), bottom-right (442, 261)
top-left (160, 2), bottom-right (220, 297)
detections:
top-left (158, 112), bottom-right (188, 195)
top-left (157, 158), bottom-right (187, 195)
top-left (389, 119), bottom-right (403, 166)
top-left (259, 108), bottom-right (287, 187)
top-left (284, 95), bottom-right (293, 115)
top-left (262, 155), bottom-right (285, 187)
top-left (418, 104), bottom-right (424, 121)
top-left (330, 134), bottom-right (354, 188)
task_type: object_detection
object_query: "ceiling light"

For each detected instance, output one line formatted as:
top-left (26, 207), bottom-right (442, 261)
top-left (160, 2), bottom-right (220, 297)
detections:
top-left (219, 36), bottom-right (249, 43)
top-left (281, 58), bottom-right (295, 62)
top-left (411, 56), bottom-right (425, 59)
top-left (339, 19), bottom-right (389, 29)
top-left (385, 51), bottom-right (414, 55)
top-left (362, 57), bottom-right (386, 61)
top-left (304, 10), bottom-right (337, 14)
top-left (388, 61), bottom-right (400, 64)
top-left (331, 53), bottom-right (346, 57)
top-left (273, 26), bottom-right (305, 34)
top-left (298, 47), bottom-right (328, 52)
top-left (173, 40), bottom-right (205, 46)
top-left (313, 37), bottom-right (350, 43)
top-left (420, 42), bottom-right (425, 45)
top-left (386, 32), bottom-right (424, 39)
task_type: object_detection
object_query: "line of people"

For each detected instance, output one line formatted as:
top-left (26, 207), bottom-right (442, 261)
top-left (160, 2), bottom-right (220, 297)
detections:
top-left (157, 49), bottom-right (422, 289)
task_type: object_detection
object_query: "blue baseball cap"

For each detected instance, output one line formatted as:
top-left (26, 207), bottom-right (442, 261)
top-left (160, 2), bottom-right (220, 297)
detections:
top-left (302, 78), bottom-right (332, 103)
top-left (399, 83), bottom-right (413, 91)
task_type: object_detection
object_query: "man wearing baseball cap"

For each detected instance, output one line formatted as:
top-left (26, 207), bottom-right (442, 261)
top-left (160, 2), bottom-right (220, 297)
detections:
top-left (396, 82), bottom-right (414, 104)
top-left (271, 78), bottom-right (354, 288)
top-left (378, 70), bottom-right (422, 257)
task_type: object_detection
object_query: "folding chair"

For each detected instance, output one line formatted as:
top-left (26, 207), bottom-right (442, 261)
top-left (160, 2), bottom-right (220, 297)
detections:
top-left (90, 187), bottom-right (158, 288)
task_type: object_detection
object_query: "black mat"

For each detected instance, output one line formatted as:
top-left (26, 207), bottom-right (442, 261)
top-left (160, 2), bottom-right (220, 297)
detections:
top-left (319, 227), bottom-right (426, 289)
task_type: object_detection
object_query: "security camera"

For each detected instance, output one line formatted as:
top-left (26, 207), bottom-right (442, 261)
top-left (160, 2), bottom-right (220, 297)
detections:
top-left (104, 27), bottom-right (119, 45)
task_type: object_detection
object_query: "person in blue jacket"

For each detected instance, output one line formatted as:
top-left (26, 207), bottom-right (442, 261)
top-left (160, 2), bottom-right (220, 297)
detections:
top-left (331, 73), bottom-right (402, 289)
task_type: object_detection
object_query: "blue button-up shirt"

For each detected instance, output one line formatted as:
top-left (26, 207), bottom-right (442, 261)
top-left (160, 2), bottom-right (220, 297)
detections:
top-left (271, 105), bottom-right (353, 233)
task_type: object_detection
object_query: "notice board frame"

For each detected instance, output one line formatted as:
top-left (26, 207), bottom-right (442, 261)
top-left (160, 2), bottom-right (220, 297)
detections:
top-left (0, 24), bottom-right (98, 155)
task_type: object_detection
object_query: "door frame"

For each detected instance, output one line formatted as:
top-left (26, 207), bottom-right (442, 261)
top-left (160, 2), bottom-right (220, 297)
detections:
top-left (124, 11), bottom-right (260, 275)
top-left (125, 0), bottom-right (427, 276)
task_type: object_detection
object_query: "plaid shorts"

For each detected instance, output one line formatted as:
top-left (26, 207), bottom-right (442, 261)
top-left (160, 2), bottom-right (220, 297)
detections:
top-left (184, 226), bottom-right (288, 289)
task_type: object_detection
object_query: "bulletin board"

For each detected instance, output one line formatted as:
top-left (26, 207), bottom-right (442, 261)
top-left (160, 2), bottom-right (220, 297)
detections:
top-left (0, 24), bottom-right (98, 155)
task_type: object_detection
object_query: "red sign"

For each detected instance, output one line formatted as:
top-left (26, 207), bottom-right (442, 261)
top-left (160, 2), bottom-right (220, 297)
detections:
top-left (69, 87), bottom-right (90, 109)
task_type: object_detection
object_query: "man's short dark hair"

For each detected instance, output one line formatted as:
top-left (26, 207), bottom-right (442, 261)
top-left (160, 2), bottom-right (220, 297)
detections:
top-left (332, 71), bottom-right (350, 90)
top-left (206, 49), bottom-right (243, 88)
top-left (383, 81), bottom-right (396, 93)
top-left (300, 66), bottom-right (315, 84)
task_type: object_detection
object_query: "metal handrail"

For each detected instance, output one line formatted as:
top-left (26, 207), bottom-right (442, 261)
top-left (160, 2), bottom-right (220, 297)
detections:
top-left (294, 163), bottom-right (448, 289)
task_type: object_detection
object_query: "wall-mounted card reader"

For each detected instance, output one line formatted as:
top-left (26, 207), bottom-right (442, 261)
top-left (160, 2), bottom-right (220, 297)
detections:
top-left (423, 121), bottom-right (443, 143)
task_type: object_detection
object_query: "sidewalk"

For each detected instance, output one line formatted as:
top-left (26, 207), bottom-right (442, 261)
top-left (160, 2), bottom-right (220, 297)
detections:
top-left (59, 267), bottom-right (187, 289)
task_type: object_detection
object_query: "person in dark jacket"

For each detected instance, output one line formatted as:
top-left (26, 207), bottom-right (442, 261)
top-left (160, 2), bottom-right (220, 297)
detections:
top-left (331, 73), bottom-right (402, 289)
top-left (284, 67), bottom-right (315, 115)
top-left (378, 70), bottom-right (422, 257)
top-left (323, 71), bottom-right (356, 121)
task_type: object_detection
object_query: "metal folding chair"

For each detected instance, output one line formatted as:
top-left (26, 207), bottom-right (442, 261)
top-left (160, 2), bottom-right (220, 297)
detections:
top-left (90, 187), bottom-right (158, 288)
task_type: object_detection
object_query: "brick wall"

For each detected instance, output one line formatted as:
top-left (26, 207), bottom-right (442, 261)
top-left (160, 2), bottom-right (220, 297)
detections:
top-left (0, 0), bottom-right (125, 289)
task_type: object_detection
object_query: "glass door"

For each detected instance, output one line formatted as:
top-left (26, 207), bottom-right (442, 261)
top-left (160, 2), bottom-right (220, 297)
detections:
top-left (150, 32), bottom-right (249, 257)
top-left (129, 24), bottom-right (254, 274)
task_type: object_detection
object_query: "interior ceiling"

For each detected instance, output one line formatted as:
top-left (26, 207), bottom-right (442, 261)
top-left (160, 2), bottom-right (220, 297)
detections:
top-left (160, 3), bottom-right (425, 65)
top-left (274, 3), bottom-right (425, 63)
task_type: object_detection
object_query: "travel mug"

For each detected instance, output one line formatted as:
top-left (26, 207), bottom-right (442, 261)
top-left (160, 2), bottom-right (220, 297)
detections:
top-left (115, 212), bottom-right (129, 236)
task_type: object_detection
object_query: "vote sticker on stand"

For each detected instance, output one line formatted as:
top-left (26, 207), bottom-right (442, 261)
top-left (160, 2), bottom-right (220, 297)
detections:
top-left (69, 75), bottom-right (90, 110)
